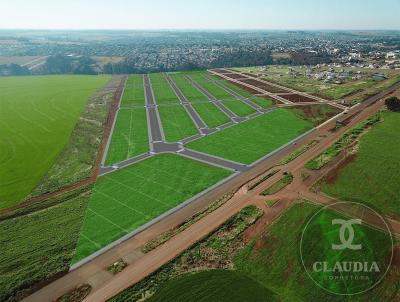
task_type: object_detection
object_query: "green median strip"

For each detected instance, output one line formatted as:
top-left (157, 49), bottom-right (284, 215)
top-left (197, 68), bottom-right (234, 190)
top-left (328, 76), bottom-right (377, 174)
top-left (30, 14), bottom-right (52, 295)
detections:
top-left (190, 74), bottom-right (256, 117)
top-left (260, 173), bottom-right (293, 196)
top-left (171, 73), bottom-right (230, 127)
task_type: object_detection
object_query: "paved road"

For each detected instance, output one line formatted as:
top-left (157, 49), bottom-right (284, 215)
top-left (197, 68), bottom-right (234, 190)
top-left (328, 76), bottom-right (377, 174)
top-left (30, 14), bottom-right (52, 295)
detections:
top-left (185, 75), bottom-right (239, 119)
top-left (213, 69), bottom-right (348, 110)
top-left (144, 75), bottom-right (165, 143)
top-left (180, 149), bottom-right (248, 172)
top-left (165, 74), bottom-right (207, 130)
top-left (80, 89), bottom-right (400, 302)
top-left (204, 74), bottom-right (263, 111)
top-left (23, 77), bottom-right (400, 302)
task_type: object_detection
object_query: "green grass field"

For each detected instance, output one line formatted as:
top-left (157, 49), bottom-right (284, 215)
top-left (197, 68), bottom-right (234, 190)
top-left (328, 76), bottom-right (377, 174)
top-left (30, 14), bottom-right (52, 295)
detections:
top-left (190, 74), bottom-right (257, 117)
top-left (105, 108), bottom-right (149, 166)
top-left (234, 201), bottom-right (398, 301)
top-left (321, 112), bottom-right (400, 218)
top-left (157, 106), bottom-right (198, 142)
top-left (0, 75), bottom-right (109, 210)
top-left (186, 109), bottom-right (313, 164)
top-left (0, 193), bottom-right (89, 301)
top-left (149, 73), bottom-right (198, 141)
top-left (170, 73), bottom-right (230, 128)
top-left (120, 75), bottom-right (145, 107)
top-left (147, 270), bottom-right (277, 302)
top-left (73, 154), bottom-right (232, 262)
top-left (149, 73), bottom-right (180, 104)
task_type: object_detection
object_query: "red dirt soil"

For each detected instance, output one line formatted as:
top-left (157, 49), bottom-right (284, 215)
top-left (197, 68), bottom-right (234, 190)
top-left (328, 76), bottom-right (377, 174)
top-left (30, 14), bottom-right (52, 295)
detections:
top-left (212, 69), bottom-right (233, 75)
top-left (324, 154), bottom-right (357, 185)
top-left (279, 93), bottom-right (317, 103)
top-left (221, 73), bottom-right (248, 79)
top-left (240, 78), bottom-right (288, 93)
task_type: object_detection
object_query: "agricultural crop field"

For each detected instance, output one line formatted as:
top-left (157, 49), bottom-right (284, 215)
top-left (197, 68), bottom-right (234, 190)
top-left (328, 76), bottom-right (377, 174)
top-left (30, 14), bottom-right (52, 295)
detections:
top-left (321, 111), bottom-right (400, 219)
top-left (0, 75), bottom-right (110, 209)
top-left (0, 193), bottom-right (89, 301)
top-left (235, 65), bottom-right (400, 102)
top-left (73, 154), bottom-right (232, 262)
top-left (147, 270), bottom-right (277, 302)
top-left (234, 201), bottom-right (398, 301)
top-left (186, 109), bottom-right (313, 164)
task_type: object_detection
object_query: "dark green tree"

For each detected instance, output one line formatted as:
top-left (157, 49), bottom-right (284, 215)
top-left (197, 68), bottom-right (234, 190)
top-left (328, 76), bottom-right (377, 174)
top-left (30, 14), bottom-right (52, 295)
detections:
top-left (385, 96), bottom-right (400, 112)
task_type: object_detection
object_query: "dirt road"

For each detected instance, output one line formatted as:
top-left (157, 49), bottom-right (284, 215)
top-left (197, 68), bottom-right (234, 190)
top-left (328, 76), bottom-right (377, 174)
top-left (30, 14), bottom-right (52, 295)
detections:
top-left (24, 82), bottom-right (400, 302)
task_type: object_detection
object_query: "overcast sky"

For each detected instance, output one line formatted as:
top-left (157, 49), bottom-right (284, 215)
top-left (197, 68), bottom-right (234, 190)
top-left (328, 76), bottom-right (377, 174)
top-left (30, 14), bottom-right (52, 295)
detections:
top-left (1, 0), bottom-right (400, 30)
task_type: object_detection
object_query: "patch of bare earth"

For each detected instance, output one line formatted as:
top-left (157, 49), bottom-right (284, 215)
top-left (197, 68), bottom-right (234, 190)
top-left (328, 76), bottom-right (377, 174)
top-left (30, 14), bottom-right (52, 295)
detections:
top-left (324, 154), bottom-right (357, 185)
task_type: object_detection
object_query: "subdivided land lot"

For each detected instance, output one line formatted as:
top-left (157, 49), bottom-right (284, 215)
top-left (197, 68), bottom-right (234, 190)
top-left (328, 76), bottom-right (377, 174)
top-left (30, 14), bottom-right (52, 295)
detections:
top-left (73, 153), bottom-right (232, 262)
top-left (150, 73), bottom-right (198, 142)
top-left (105, 75), bottom-right (149, 166)
top-left (189, 73), bottom-right (257, 117)
top-left (186, 108), bottom-right (313, 164)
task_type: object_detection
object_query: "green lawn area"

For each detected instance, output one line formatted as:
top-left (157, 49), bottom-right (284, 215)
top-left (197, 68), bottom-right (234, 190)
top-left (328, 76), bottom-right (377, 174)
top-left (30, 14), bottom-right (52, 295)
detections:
top-left (147, 270), bottom-right (277, 302)
top-left (121, 75), bottom-right (145, 107)
top-left (73, 154), bottom-right (232, 262)
top-left (234, 201), bottom-right (398, 301)
top-left (158, 106), bottom-right (198, 142)
top-left (105, 75), bottom-right (149, 165)
top-left (186, 109), bottom-right (313, 164)
top-left (321, 112), bottom-right (400, 219)
top-left (170, 73), bottom-right (230, 128)
top-left (190, 74), bottom-right (256, 117)
top-left (0, 193), bottom-right (89, 302)
top-left (149, 73), bottom-right (180, 104)
top-left (0, 75), bottom-right (109, 210)
top-left (149, 73), bottom-right (198, 141)
top-left (105, 108), bottom-right (149, 166)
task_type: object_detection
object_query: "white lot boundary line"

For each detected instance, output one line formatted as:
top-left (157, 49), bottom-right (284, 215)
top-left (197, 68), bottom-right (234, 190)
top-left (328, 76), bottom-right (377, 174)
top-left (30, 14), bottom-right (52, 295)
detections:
top-left (143, 75), bottom-right (155, 154)
top-left (101, 76), bottom-right (128, 166)
top-left (87, 208), bottom-right (129, 232)
top-left (94, 189), bottom-right (151, 219)
top-left (208, 70), bottom-right (292, 105)
top-left (70, 165), bottom-right (239, 271)
top-left (103, 173), bottom-right (171, 207)
top-left (70, 93), bottom-right (350, 271)
top-left (121, 167), bottom-right (189, 196)
top-left (177, 150), bottom-right (243, 172)
top-left (147, 75), bottom-right (167, 142)
top-left (220, 69), bottom-right (348, 110)
top-left (71, 79), bottom-right (400, 270)
top-left (180, 107), bottom-right (277, 147)
top-left (203, 74), bottom-right (263, 111)
top-left (187, 132), bottom-right (268, 158)
top-left (185, 75), bottom-right (239, 120)
top-left (165, 73), bottom-right (208, 132)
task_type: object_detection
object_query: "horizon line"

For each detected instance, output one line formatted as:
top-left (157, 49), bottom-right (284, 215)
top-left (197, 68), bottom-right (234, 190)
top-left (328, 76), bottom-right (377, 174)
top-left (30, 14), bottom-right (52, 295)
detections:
top-left (0, 28), bottom-right (399, 32)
